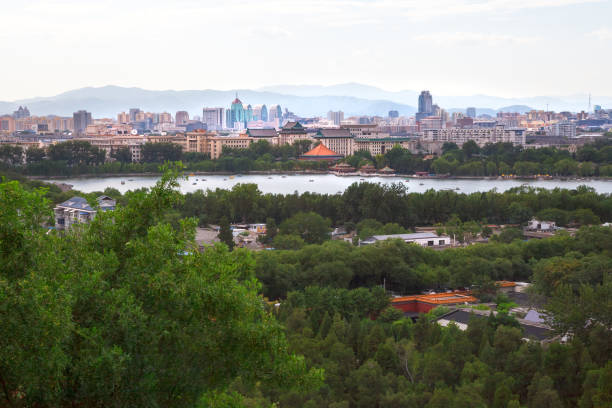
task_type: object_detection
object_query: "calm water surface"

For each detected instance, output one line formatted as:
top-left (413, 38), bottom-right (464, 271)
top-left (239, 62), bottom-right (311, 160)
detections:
top-left (46, 174), bottom-right (612, 195)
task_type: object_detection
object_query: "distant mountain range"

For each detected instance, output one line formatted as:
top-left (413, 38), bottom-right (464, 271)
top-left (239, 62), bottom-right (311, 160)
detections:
top-left (1, 83), bottom-right (610, 118)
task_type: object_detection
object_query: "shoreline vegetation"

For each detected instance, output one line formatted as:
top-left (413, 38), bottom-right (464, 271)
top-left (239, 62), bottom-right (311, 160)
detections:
top-left (1, 133), bottom-right (612, 179)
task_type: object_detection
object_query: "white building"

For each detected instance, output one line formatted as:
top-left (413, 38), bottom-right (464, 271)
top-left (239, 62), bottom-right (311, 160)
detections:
top-left (422, 125), bottom-right (526, 147)
top-left (360, 232), bottom-right (451, 247)
top-left (54, 196), bottom-right (116, 231)
top-left (526, 218), bottom-right (556, 232)
top-left (202, 108), bottom-right (225, 130)
top-left (548, 121), bottom-right (576, 138)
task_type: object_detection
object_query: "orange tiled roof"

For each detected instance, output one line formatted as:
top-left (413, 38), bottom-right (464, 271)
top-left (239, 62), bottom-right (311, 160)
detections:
top-left (496, 281), bottom-right (516, 288)
top-left (392, 291), bottom-right (478, 305)
top-left (303, 144), bottom-right (340, 157)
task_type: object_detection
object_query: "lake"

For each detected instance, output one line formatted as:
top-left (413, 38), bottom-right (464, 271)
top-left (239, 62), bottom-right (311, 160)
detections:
top-left (45, 174), bottom-right (612, 195)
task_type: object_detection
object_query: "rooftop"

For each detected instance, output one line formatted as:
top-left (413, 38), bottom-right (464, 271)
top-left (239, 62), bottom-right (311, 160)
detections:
top-left (316, 128), bottom-right (352, 138)
top-left (247, 128), bottom-right (277, 138)
top-left (367, 232), bottom-right (444, 241)
top-left (57, 196), bottom-right (94, 211)
top-left (302, 144), bottom-right (341, 157)
top-left (392, 291), bottom-right (478, 306)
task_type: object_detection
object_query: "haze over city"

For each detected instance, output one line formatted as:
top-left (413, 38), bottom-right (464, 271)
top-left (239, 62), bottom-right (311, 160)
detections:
top-left (2, 0), bottom-right (612, 101)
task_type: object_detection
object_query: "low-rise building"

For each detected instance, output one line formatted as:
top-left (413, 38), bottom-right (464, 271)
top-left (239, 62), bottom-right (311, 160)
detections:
top-left (360, 232), bottom-right (451, 247)
top-left (54, 195), bottom-right (116, 231)
top-left (526, 218), bottom-right (556, 232)
top-left (278, 122), bottom-right (313, 145)
top-left (246, 128), bottom-right (279, 145)
top-left (391, 292), bottom-right (478, 315)
top-left (315, 128), bottom-right (354, 157)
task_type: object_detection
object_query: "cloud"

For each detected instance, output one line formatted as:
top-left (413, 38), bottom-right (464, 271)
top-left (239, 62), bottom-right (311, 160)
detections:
top-left (249, 26), bottom-right (293, 39)
top-left (413, 32), bottom-right (533, 46)
top-left (587, 27), bottom-right (612, 40)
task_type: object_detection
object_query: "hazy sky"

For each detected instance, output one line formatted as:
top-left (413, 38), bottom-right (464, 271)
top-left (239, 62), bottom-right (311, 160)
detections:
top-left (2, 0), bottom-right (611, 100)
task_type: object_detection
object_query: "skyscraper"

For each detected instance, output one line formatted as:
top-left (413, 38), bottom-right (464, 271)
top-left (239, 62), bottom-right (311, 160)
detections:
top-left (202, 107), bottom-right (225, 130)
top-left (268, 105), bottom-right (282, 123)
top-left (73, 110), bottom-right (92, 134)
top-left (416, 91), bottom-right (433, 121)
top-left (129, 108), bottom-right (141, 122)
top-left (13, 106), bottom-right (30, 119)
top-left (226, 96), bottom-right (246, 129)
top-left (466, 107), bottom-right (476, 118)
top-left (175, 111), bottom-right (189, 126)
top-left (327, 110), bottom-right (344, 126)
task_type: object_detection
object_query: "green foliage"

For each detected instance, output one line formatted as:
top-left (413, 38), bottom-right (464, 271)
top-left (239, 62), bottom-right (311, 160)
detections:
top-left (279, 211), bottom-right (331, 244)
top-left (218, 216), bottom-right (235, 250)
top-left (0, 172), bottom-right (320, 407)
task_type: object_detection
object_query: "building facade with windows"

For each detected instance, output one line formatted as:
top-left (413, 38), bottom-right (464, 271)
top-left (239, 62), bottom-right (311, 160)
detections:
top-left (422, 126), bottom-right (526, 147)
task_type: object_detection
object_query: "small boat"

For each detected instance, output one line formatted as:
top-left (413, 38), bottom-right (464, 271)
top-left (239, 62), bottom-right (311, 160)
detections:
top-left (128, 179), bottom-right (134, 181)
top-left (121, 181), bottom-right (125, 185)
top-left (223, 178), bottom-right (227, 181)
top-left (455, 187), bottom-right (460, 190)
top-left (309, 179), bottom-right (314, 182)
top-left (281, 175), bottom-right (286, 178)
top-left (267, 177), bottom-right (272, 179)
top-left (195, 179), bottom-right (198, 181)
top-left (360, 178), bottom-right (365, 181)
top-left (229, 175), bottom-right (235, 179)
top-left (419, 183), bottom-right (424, 186)
top-left (189, 173), bottom-right (195, 177)
top-left (192, 182), bottom-right (196, 185)
top-left (202, 179), bottom-right (207, 181)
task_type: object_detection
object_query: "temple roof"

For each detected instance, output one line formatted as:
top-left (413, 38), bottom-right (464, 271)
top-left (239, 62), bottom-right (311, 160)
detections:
top-left (303, 144), bottom-right (341, 157)
top-left (316, 128), bottom-right (351, 138)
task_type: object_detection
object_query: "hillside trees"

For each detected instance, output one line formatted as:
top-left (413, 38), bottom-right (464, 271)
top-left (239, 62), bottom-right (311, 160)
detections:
top-left (0, 169), bottom-right (320, 407)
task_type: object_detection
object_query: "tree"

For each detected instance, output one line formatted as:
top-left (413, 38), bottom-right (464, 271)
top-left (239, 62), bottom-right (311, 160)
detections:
top-left (218, 216), bottom-right (235, 250)
top-left (0, 171), bottom-right (321, 407)
top-left (462, 140), bottom-right (481, 159)
top-left (0, 145), bottom-right (24, 166)
top-left (111, 146), bottom-right (133, 163)
top-left (279, 212), bottom-right (331, 244)
top-left (141, 142), bottom-right (183, 163)
top-left (25, 146), bottom-right (46, 164)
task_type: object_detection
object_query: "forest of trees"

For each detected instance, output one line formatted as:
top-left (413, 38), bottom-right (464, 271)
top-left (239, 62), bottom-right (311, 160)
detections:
top-left (1, 168), bottom-right (611, 406)
top-left (1, 132), bottom-right (611, 177)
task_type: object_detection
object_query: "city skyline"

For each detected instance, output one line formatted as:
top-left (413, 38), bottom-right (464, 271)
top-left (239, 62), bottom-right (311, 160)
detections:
top-left (2, 0), bottom-right (611, 101)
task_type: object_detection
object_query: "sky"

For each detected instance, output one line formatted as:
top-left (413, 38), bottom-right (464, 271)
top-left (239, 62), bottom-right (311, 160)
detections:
top-left (2, 0), bottom-right (611, 101)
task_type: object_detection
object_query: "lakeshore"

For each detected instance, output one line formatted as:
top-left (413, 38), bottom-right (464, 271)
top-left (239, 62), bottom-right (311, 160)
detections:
top-left (43, 173), bottom-right (612, 195)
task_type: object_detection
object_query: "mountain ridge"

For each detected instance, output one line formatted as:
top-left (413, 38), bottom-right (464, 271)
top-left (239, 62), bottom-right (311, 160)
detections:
top-left (2, 83), bottom-right (609, 118)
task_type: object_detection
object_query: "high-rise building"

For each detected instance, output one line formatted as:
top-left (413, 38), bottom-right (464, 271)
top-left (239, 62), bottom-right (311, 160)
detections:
top-left (73, 110), bottom-right (92, 134)
top-left (268, 105), bottom-right (282, 123)
top-left (252, 105), bottom-right (268, 122)
top-left (159, 112), bottom-right (172, 123)
top-left (13, 106), bottom-right (30, 119)
top-left (203, 107), bottom-right (225, 130)
top-left (466, 107), bottom-right (476, 118)
top-left (416, 91), bottom-right (433, 121)
top-left (327, 110), bottom-right (344, 126)
top-left (549, 121), bottom-right (576, 138)
top-left (175, 111), bottom-right (189, 126)
top-left (117, 112), bottom-right (129, 124)
top-left (226, 96), bottom-right (246, 129)
top-left (388, 110), bottom-right (399, 118)
top-left (129, 108), bottom-right (141, 122)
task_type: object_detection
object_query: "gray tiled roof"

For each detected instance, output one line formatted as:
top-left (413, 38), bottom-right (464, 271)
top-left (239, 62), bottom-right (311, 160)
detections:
top-left (58, 196), bottom-right (94, 211)
top-left (248, 128), bottom-right (278, 137)
top-left (316, 128), bottom-right (352, 138)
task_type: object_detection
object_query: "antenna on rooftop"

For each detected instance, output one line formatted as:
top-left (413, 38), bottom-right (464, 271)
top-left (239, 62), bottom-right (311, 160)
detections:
top-left (588, 93), bottom-right (591, 112)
